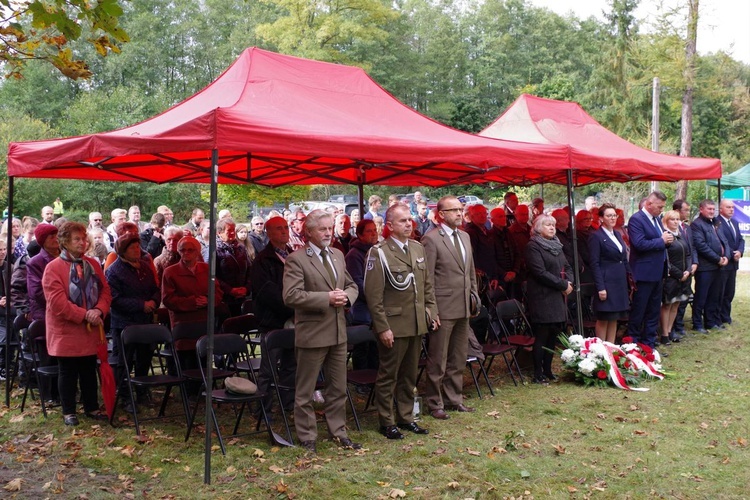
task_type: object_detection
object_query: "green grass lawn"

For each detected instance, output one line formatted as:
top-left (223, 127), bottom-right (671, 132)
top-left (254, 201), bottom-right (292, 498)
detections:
top-left (2, 274), bottom-right (750, 499)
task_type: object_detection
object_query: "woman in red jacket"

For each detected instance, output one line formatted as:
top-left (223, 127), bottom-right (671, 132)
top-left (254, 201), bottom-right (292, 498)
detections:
top-left (43, 221), bottom-right (111, 426)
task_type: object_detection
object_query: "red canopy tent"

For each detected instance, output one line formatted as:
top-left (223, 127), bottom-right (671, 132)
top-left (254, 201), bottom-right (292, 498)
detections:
top-left (5, 48), bottom-right (575, 484)
top-left (478, 94), bottom-right (721, 185)
top-left (7, 49), bottom-right (570, 185)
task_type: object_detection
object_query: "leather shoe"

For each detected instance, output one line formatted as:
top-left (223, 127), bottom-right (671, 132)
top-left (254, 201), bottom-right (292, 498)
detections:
top-left (380, 425), bottom-right (405, 439)
top-left (334, 437), bottom-right (363, 450)
top-left (430, 409), bottom-right (450, 420)
top-left (299, 440), bottom-right (317, 454)
top-left (398, 422), bottom-right (429, 434)
top-left (445, 403), bottom-right (475, 413)
top-left (63, 414), bottom-right (79, 426)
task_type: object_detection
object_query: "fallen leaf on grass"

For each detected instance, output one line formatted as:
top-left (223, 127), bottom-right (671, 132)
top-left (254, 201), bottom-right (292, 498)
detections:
top-left (120, 446), bottom-right (136, 457)
top-left (633, 430), bottom-right (648, 436)
top-left (722, 456), bottom-right (731, 464)
top-left (377, 481), bottom-right (391, 487)
top-left (388, 488), bottom-right (406, 498)
top-left (447, 481), bottom-right (460, 489)
top-left (3, 478), bottom-right (23, 491)
top-left (597, 413), bottom-right (606, 419)
top-left (465, 448), bottom-right (481, 456)
top-left (552, 444), bottom-right (566, 455)
top-left (275, 479), bottom-right (288, 493)
top-left (629, 405), bottom-right (639, 411)
top-left (9, 414), bottom-right (24, 423)
top-left (433, 447), bottom-right (447, 455)
top-left (486, 411), bottom-right (500, 417)
top-left (567, 486), bottom-right (578, 493)
top-left (269, 465), bottom-right (285, 474)
top-left (700, 422), bottom-right (709, 429)
top-left (737, 437), bottom-right (747, 447)
top-left (253, 449), bottom-right (265, 458)
top-left (490, 446), bottom-right (507, 454)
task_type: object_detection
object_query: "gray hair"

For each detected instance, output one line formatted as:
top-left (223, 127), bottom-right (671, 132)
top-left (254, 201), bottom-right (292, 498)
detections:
top-left (304, 209), bottom-right (333, 233)
top-left (164, 226), bottom-right (184, 239)
top-left (532, 214), bottom-right (556, 234)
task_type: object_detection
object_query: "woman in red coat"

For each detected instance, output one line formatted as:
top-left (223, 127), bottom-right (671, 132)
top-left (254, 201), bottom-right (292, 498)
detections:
top-left (44, 221), bottom-right (111, 426)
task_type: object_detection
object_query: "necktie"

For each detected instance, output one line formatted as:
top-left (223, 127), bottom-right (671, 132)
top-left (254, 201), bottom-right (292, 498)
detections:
top-left (453, 231), bottom-right (463, 264)
top-left (652, 216), bottom-right (660, 234)
top-left (729, 219), bottom-right (736, 240)
top-left (321, 248), bottom-right (336, 285)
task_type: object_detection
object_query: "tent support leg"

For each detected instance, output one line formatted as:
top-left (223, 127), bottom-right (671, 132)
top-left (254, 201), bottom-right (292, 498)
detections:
top-left (204, 149), bottom-right (219, 485)
top-left (566, 171), bottom-right (584, 336)
top-left (4, 177), bottom-right (14, 407)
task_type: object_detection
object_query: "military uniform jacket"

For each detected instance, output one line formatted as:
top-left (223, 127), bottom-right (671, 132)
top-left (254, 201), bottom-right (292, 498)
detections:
top-left (364, 237), bottom-right (438, 337)
top-left (282, 243), bottom-right (358, 348)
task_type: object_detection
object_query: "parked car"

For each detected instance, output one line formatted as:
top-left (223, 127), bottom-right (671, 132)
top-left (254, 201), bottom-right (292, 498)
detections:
top-left (289, 200), bottom-right (348, 215)
top-left (460, 195), bottom-right (483, 206)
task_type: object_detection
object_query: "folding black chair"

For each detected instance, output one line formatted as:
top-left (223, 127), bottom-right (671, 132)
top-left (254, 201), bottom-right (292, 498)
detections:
top-left (240, 299), bottom-right (254, 316)
top-left (466, 354), bottom-right (494, 398)
top-left (20, 320), bottom-right (59, 417)
top-left (221, 313), bottom-right (261, 358)
top-left (170, 321), bottom-right (211, 387)
top-left (345, 325), bottom-right (377, 425)
top-left (111, 325), bottom-right (190, 436)
top-left (7, 314), bottom-right (30, 390)
top-left (262, 328), bottom-right (296, 445)
top-left (185, 334), bottom-right (278, 455)
top-left (493, 299), bottom-right (535, 382)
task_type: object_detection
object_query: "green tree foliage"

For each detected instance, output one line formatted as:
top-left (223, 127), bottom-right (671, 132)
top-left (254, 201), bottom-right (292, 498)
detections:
top-left (255, 0), bottom-right (398, 65)
top-left (0, 0), bottom-right (129, 79)
top-left (2, 0), bottom-right (749, 219)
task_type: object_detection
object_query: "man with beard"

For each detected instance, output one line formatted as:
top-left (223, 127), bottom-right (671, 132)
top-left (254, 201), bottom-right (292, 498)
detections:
top-left (422, 196), bottom-right (478, 419)
top-left (282, 209), bottom-right (359, 453)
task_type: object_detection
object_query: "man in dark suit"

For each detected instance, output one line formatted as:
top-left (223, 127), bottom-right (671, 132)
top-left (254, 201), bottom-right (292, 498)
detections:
top-left (251, 216), bottom-right (296, 412)
top-left (626, 191), bottom-right (673, 348)
top-left (365, 203), bottom-right (438, 440)
top-left (422, 196), bottom-right (478, 420)
top-left (282, 209), bottom-right (360, 453)
top-left (717, 199), bottom-right (744, 326)
top-left (690, 199), bottom-right (729, 333)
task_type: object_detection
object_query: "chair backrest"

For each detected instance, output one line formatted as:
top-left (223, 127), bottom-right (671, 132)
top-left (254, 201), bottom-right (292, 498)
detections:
top-left (121, 324), bottom-right (172, 346)
top-left (346, 325), bottom-right (374, 346)
top-left (26, 319), bottom-right (46, 343)
top-left (171, 321), bottom-right (207, 352)
top-left (240, 299), bottom-right (254, 315)
top-left (263, 328), bottom-right (295, 352)
top-left (495, 299), bottom-right (523, 320)
top-left (196, 333), bottom-right (247, 358)
top-left (221, 313), bottom-right (258, 335)
top-left (14, 314), bottom-right (31, 333)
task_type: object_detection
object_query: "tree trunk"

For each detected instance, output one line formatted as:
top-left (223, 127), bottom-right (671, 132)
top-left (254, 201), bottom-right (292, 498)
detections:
top-left (676, 0), bottom-right (699, 202)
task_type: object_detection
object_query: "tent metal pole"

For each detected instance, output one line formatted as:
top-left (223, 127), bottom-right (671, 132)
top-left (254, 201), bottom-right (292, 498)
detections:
top-left (204, 149), bottom-right (219, 485)
top-left (4, 177), bottom-right (14, 407)
top-left (717, 178), bottom-right (721, 203)
top-left (357, 170), bottom-right (365, 216)
top-left (566, 170), bottom-right (584, 336)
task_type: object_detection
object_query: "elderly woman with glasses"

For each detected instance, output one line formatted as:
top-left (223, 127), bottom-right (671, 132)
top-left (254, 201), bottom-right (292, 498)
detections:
top-left (43, 221), bottom-right (112, 426)
top-left (589, 203), bottom-right (631, 343)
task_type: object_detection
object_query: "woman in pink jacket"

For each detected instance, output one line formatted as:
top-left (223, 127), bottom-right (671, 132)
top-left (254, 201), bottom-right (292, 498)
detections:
top-left (43, 221), bottom-right (111, 426)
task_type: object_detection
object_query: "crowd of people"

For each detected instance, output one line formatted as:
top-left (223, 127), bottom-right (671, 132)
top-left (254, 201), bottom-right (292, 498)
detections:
top-left (0, 190), bottom-right (743, 451)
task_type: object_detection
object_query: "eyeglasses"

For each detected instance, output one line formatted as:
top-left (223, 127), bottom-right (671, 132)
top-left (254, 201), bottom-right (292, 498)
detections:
top-left (93, 219), bottom-right (102, 221)
top-left (440, 208), bottom-right (462, 213)
top-left (603, 214), bottom-right (618, 218)
top-left (254, 222), bottom-right (264, 226)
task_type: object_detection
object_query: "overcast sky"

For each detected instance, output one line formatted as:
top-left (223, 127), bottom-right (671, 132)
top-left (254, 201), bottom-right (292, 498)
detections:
top-left (527, 0), bottom-right (750, 64)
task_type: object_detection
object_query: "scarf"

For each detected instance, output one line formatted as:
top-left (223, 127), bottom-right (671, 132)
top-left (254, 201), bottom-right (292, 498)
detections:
top-left (531, 233), bottom-right (564, 256)
top-left (60, 249), bottom-right (100, 309)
